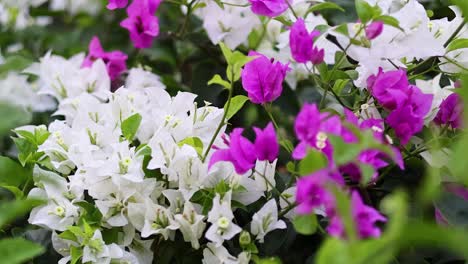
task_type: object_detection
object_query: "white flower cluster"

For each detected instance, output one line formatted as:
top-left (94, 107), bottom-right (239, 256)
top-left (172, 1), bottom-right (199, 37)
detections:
top-left (0, 70), bottom-right (55, 113)
top-left (0, 0), bottom-right (101, 30)
top-left (19, 52), bottom-right (287, 264)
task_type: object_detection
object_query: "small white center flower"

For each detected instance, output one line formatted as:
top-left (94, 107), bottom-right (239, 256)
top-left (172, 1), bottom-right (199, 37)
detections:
top-left (385, 134), bottom-right (394, 145)
top-left (316, 132), bottom-right (328, 142)
top-left (217, 216), bottom-right (230, 230)
top-left (122, 157), bottom-right (132, 166)
top-left (361, 103), bottom-right (369, 110)
top-left (371, 126), bottom-right (383, 133)
top-left (316, 140), bottom-right (327, 150)
top-left (53, 206), bottom-right (65, 217)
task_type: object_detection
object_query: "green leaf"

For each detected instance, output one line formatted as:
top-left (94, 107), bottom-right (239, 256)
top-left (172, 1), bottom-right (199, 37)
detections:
top-left (308, 2), bottom-right (344, 13)
top-left (316, 238), bottom-right (349, 264)
top-left (178, 137), bottom-right (204, 157)
top-left (298, 149), bottom-right (328, 176)
top-left (70, 246), bottom-right (83, 264)
top-left (58, 230), bottom-right (78, 243)
top-left (208, 74), bottom-right (231, 89)
top-left (253, 256), bottom-right (282, 264)
top-left (355, 0), bottom-right (377, 23)
top-left (279, 139), bottom-right (294, 153)
top-left (75, 201), bottom-right (103, 225)
top-left (451, 0), bottom-right (468, 22)
top-left (121, 113), bottom-right (142, 142)
top-left (0, 156), bottom-right (32, 187)
top-left (359, 164), bottom-right (375, 184)
top-left (0, 238), bottom-right (44, 264)
top-left (0, 185), bottom-right (24, 199)
top-left (225, 95), bottom-right (249, 120)
top-left (332, 79), bottom-right (349, 94)
top-left (447, 38), bottom-right (468, 53)
top-left (286, 161), bottom-right (296, 174)
top-left (226, 51), bottom-right (255, 83)
top-left (375, 15), bottom-right (401, 30)
top-left (219, 42), bottom-right (233, 63)
top-left (293, 214), bottom-right (318, 235)
top-left (335, 24), bottom-right (349, 36)
top-left (0, 199), bottom-right (42, 228)
top-left (274, 16), bottom-right (293, 27)
top-left (12, 137), bottom-right (38, 166)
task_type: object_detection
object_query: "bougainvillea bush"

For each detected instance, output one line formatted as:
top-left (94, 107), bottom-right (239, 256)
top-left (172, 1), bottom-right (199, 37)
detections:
top-left (1, 0), bottom-right (468, 263)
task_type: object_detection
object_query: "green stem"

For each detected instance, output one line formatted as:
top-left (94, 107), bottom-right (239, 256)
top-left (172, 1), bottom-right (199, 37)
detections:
top-left (320, 25), bottom-right (364, 109)
top-left (263, 104), bottom-right (293, 154)
top-left (286, 0), bottom-right (299, 19)
top-left (201, 84), bottom-right (233, 162)
top-left (255, 168), bottom-right (293, 207)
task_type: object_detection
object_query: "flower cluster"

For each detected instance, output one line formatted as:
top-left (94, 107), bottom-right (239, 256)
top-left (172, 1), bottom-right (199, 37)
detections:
top-left (18, 50), bottom-right (290, 263)
top-left (5, 0), bottom-right (468, 263)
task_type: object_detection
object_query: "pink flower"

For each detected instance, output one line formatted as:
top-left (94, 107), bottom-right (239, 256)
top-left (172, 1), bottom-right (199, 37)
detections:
top-left (367, 68), bottom-right (410, 110)
top-left (107, 0), bottom-right (128, 10)
top-left (328, 191), bottom-right (386, 239)
top-left (254, 122), bottom-right (279, 162)
top-left (209, 129), bottom-right (257, 174)
top-left (434, 93), bottom-right (463, 129)
top-left (292, 104), bottom-right (343, 160)
top-left (120, 0), bottom-right (161, 49)
top-left (289, 18), bottom-right (324, 64)
top-left (249, 0), bottom-right (289, 17)
top-left (209, 123), bottom-right (280, 174)
top-left (295, 169), bottom-right (337, 215)
top-left (241, 51), bottom-right (290, 104)
top-left (82, 36), bottom-right (128, 80)
top-left (365, 21), bottom-right (384, 40)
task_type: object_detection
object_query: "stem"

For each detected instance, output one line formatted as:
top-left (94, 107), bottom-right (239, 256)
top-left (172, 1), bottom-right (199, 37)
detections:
top-left (254, 169), bottom-right (293, 207)
top-left (201, 84), bottom-right (233, 162)
top-left (263, 104), bottom-right (293, 153)
top-left (177, 0), bottom-right (198, 38)
top-left (320, 25), bottom-right (364, 108)
top-left (443, 21), bottom-right (465, 47)
top-left (220, 1), bottom-right (249, 7)
top-left (286, 0), bottom-right (299, 19)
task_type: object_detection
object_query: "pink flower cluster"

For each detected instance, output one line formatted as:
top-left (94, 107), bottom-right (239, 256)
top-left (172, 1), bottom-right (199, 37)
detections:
top-left (368, 68), bottom-right (433, 144)
top-left (108, 0), bottom-right (162, 49)
top-left (292, 103), bottom-right (404, 239)
top-left (209, 123), bottom-right (279, 174)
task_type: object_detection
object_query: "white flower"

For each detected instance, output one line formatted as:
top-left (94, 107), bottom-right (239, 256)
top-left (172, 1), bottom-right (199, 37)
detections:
top-left (25, 53), bottom-right (110, 102)
top-left (82, 230), bottom-right (123, 264)
top-left (253, 160), bottom-right (277, 192)
top-left (205, 191), bottom-right (241, 246)
top-left (174, 201), bottom-right (206, 249)
top-left (28, 166), bottom-right (81, 231)
top-left (194, 0), bottom-right (261, 49)
top-left (128, 235), bottom-right (154, 264)
top-left (250, 199), bottom-right (286, 243)
top-left (126, 68), bottom-right (166, 91)
top-left (202, 243), bottom-right (239, 264)
top-left (416, 74), bottom-right (454, 122)
top-left (279, 187), bottom-right (297, 220)
top-left (140, 200), bottom-right (180, 239)
top-left (0, 72), bottom-right (55, 112)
